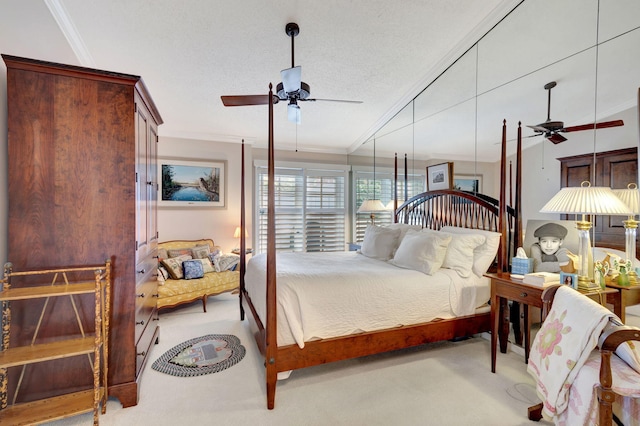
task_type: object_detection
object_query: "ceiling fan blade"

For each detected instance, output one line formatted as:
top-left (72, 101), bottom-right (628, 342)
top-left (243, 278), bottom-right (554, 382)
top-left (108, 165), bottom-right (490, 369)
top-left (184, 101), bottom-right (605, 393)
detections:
top-left (547, 133), bottom-right (567, 144)
top-left (302, 98), bottom-right (363, 104)
top-left (288, 103), bottom-right (301, 124)
top-left (281, 66), bottom-right (302, 94)
top-left (561, 119), bottom-right (624, 133)
top-left (221, 94), bottom-right (278, 107)
top-left (497, 133), bottom-right (540, 144)
top-left (526, 124), bottom-right (548, 133)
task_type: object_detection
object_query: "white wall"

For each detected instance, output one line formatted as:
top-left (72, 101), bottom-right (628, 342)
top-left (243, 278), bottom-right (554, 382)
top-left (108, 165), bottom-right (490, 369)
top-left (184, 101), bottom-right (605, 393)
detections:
top-left (158, 136), bottom-right (253, 253)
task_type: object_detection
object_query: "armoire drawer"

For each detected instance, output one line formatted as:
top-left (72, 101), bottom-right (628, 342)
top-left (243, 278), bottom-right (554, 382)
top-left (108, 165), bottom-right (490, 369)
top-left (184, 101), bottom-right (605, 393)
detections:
top-left (135, 314), bottom-right (158, 377)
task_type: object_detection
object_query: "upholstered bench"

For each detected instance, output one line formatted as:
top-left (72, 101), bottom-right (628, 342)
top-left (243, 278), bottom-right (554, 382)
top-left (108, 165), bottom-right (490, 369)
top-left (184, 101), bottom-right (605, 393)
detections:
top-left (157, 239), bottom-right (239, 312)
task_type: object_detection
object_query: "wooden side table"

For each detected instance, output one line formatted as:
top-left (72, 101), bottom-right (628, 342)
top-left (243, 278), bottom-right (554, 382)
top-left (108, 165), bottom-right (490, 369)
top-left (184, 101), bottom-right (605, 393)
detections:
top-left (605, 281), bottom-right (640, 323)
top-left (486, 272), bottom-right (619, 373)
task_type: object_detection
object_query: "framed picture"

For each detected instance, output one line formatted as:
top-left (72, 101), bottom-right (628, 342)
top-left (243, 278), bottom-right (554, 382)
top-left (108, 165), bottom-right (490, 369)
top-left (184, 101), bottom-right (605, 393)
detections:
top-left (523, 220), bottom-right (580, 273)
top-left (426, 162), bottom-right (453, 191)
top-left (158, 158), bottom-right (226, 208)
top-left (560, 272), bottom-right (578, 289)
top-left (454, 174), bottom-right (482, 193)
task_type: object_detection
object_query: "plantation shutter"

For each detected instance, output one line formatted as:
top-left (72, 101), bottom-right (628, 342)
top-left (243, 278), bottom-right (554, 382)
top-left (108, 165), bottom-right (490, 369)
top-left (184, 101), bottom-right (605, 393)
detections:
top-left (353, 169), bottom-right (426, 242)
top-left (255, 163), bottom-right (348, 253)
top-left (305, 171), bottom-right (345, 252)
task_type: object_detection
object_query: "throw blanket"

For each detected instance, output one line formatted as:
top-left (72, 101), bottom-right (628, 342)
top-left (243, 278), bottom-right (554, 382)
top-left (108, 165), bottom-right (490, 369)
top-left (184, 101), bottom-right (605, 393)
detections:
top-left (527, 285), bottom-right (617, 422)
top-left (557, 350), bottom-right (640, 425)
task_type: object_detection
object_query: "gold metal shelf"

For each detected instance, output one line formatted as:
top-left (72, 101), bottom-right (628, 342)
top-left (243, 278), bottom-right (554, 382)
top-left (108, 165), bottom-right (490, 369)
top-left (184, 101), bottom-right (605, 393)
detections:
top-left (0, 388), bottom-right (105, 425)
top-left (0, 261), bottom-right (111, 425)
top-left (0, 282), bottom-right (96, 300)
top-left (0, 337), bottom-right (97, 368)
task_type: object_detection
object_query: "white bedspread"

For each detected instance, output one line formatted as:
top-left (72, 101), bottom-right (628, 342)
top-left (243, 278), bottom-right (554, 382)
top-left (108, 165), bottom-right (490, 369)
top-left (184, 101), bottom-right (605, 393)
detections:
top-left (244, 251), bottom-right (490, 348)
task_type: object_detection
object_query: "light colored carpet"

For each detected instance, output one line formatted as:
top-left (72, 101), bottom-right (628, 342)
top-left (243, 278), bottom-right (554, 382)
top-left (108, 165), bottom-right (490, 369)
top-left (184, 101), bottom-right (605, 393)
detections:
top-left (52, 291), bottom-right (640, 426)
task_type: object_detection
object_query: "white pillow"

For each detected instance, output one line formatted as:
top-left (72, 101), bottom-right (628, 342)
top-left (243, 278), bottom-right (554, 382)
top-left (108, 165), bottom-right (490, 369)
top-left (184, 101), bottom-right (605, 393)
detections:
top-left (360, 225), bottom-right (401, 261)
top-left (390, 229), bottom-right (451, 275)
top-left (420, 229), bottom-right (484, 277)
top-left (441, 226), bottom-right (502, 276)
top-left (383, 223), bottom-right (423, 241)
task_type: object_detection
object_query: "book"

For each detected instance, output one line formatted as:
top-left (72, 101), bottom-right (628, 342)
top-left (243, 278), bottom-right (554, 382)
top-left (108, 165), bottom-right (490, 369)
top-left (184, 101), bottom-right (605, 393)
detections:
top-left (522, 272), bottom-right (561, 287)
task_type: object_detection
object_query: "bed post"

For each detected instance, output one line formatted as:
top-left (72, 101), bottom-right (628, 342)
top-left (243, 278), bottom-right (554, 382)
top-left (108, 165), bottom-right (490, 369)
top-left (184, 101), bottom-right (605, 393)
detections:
top-left (404, 153), bottom-right (408, 204)
top-left (265, 83), bottom-right (278, 409)
top-left (515, 122), bottom-right (523, 248)
top-left (239, 139), bottom-right (246, 320)
top-left (393, 152), bottom-right (398, 222)
top-left (498, 119), bottom-right (508, 272)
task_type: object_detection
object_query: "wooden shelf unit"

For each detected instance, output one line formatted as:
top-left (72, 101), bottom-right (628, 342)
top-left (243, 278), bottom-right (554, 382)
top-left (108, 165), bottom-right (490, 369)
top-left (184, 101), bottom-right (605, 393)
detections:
top-left (0, 261), bottom-right (111, 425)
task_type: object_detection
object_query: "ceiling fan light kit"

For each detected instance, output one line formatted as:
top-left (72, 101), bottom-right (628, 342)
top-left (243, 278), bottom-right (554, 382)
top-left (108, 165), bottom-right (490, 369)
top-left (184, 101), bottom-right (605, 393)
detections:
top-left (526, 81), bottom-right (624, 144)
top-left (221, 22), bottom-right (361, 123)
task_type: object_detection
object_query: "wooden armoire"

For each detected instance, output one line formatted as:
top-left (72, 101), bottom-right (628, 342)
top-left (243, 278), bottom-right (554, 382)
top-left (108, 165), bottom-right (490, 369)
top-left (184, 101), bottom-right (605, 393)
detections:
top-left (3, 54), bottom-right (161, 407)
top-left (558, 147), bottom-right (638, 254)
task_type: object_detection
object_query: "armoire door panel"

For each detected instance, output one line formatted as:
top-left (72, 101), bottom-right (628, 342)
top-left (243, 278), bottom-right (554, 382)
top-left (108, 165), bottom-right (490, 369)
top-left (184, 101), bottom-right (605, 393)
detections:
top-left (558, 147), bottom-right (638, 254)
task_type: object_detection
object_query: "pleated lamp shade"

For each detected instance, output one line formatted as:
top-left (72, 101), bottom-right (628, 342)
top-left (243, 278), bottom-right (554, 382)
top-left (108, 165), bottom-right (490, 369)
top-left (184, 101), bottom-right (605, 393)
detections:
top-left (540, 183), bottom-right (632, 216)
top-left (358, 199), bottom-right (386, 213)
top-left (234, 226), bottom-right (248, 238)
top-left (612, 184), bottom-right (640, 215)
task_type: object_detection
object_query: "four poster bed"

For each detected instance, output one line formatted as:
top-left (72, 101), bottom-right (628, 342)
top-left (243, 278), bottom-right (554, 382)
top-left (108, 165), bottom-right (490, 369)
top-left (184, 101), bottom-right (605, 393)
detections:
top-left (237, 85), bottom-right (524, 409)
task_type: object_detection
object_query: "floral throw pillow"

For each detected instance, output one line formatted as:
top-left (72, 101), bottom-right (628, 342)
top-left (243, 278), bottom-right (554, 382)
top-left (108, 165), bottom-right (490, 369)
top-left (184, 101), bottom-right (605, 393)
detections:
top-left (183, 259), bottom-right (204, 280)
top-left (191, 245), bottom-right (211, 259)
top-left (161, 254), bottom-right (192, 279)
top-left (214, 254), bottom-right (240, 272)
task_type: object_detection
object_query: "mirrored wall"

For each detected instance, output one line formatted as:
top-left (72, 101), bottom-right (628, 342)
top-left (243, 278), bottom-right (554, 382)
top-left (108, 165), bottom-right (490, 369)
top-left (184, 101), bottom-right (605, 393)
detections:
top-left (349, 0), bottom-right (640, 217)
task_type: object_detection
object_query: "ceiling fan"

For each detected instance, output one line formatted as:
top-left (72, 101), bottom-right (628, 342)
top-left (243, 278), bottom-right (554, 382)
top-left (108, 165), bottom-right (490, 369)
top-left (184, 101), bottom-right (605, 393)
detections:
top-left (220, 22), bottom-right (362, 124)
top-left (526, 81), bottom-right (624, 144)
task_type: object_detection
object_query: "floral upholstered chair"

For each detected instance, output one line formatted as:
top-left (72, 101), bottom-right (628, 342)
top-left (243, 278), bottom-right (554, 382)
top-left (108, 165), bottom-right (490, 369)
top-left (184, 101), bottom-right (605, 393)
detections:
top-left (527, 284), bottom-right (640, 425)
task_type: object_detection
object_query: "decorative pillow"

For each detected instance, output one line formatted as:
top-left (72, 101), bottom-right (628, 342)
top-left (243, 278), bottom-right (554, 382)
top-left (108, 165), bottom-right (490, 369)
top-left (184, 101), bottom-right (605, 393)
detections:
top-left (197, 258), bottom-right (216, 274)
top-left (167, 248), bottom-right (194, 258)
top-left (191, 245), bottom-right (211, 259)
top-left (360, 225), bottom-right (401, 261)
top-left (441, 226), bottom-right (501, 276)
top-left (157, 265), bottom-right (170, 284)
top-left (214, 254), bottom-right (240, 272)
top-left (183, 259), bottom-right (205, 280)
top-left (157, 248), bottom-right (168, 260)
top-left (161, 254), bottom-right (192, 279)
top-left (390, 229), bottom-right (452, 275)
top-left (420, 229), bottom-right (484, 277)
top-left (616, 340), bottom-right (640, 374)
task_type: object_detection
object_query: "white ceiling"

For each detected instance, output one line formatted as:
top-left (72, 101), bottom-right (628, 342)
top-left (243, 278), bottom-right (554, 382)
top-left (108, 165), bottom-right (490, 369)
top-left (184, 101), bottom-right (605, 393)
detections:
top-left (1, 0), bottom-right (639, 162)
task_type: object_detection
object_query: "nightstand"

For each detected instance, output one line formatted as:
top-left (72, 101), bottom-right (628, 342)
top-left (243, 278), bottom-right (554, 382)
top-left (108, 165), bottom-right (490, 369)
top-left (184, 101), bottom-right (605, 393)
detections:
top-left (232, 248), bottom-right (253, 255)
top-left (605, 281), bottom-right (640, 323)
top-left (347, 242), bottom-right (361, 251)
top-left (486, 272), bottom-right (619, 373)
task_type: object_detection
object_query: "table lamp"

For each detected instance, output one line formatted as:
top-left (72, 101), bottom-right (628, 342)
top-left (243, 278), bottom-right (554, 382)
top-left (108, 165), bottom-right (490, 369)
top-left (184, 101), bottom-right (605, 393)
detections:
top-left (613, 183), bottom-right (640, 282)
top-left (358, 199), bottom-right (386, 225)
top-left (234, 226), bottom-right (248, 251)
top-left (540, 181), bottom-right (631, 290)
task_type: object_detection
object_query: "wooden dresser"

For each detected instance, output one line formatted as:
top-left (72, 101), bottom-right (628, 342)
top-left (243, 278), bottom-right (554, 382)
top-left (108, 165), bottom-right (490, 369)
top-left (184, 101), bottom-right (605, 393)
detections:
top-left (558, 147), bottom-right (638, 253)
top-left (3, 54), bottom-right (162, 407)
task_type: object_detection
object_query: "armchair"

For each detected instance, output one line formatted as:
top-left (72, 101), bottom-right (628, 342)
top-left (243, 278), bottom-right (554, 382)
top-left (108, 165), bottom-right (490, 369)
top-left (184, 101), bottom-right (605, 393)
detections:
top-left (527, 284), bottom-right (640, 425)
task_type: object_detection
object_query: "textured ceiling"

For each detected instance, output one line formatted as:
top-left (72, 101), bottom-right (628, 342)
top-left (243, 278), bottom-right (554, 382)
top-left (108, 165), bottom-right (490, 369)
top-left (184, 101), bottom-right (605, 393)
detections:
top-left (0, 0), bottom-right (638, 162)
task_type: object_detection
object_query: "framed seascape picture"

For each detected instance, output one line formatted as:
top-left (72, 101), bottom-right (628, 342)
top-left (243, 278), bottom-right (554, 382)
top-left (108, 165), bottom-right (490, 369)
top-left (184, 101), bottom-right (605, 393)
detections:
top-left (426, 162), bottom-right (453, 191)
top-left (158, 158), bottom-right (226, 208)
top-left (453, 174), bottom-right (482, 193)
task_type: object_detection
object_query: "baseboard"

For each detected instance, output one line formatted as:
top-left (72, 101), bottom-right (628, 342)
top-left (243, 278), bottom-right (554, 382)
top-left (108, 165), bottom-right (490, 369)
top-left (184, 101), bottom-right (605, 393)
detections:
top-left (479, 332), bottom-right (526, 357)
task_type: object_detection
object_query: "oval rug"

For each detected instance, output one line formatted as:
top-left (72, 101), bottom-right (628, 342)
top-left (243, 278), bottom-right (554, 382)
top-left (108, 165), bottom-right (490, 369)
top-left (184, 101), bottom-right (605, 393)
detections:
top-left (152, 334), bottom-right (245, 377)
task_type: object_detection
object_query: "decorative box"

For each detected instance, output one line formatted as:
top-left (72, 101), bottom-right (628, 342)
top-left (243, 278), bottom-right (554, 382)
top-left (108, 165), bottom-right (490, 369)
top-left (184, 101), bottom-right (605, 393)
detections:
top-left (511, 257), bottom-right (534, 275)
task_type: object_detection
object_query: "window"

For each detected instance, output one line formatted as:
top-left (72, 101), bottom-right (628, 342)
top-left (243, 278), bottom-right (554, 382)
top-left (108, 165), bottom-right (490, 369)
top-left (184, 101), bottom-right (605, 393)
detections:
top-left (255, 162), bottom-right (348, 253)
top-left (352, 168), bottom-right (425, 242)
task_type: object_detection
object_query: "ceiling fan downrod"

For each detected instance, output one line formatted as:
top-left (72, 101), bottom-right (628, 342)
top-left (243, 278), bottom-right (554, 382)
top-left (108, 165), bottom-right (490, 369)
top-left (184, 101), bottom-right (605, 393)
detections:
top-left (285, 22), bottom-right (299, 68)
